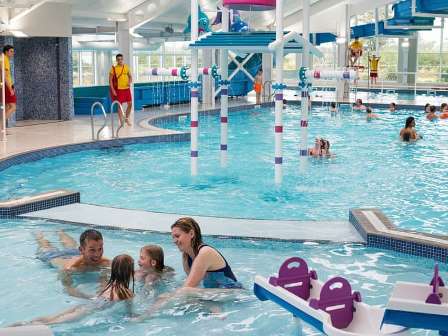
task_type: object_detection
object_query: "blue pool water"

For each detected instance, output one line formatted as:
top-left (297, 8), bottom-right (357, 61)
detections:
top-left (0, 219), bottom-right (443, 335)
top-left (1, 106), bottom-right (447, 234)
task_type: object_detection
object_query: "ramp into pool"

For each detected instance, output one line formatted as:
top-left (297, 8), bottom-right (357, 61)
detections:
top-left (20, 203), bottom-right (363, 243)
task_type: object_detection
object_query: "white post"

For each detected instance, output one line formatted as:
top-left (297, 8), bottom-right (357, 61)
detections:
top-left (190, 0), bottom-right (199, 176)
top-left (374, 8), bottom-right (380, 55)
top-left (274, 0), bottom-right (284, 185)
top-left (299, 0), bottom-right (310, 169)
top-left (220, 5), bottom-right (229, 167)
top-left (1, 53), bottom-right (6, 142)
top-left (117, 21), bottom-right (135, 126)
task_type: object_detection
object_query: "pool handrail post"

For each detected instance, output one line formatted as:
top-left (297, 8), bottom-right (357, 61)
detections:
top-left (1, 53), bottom-right (6, 142)
top-left (274, 0), bottom-right (284, 185)
top-left (220, 5), bottom-right (229, 168)
top-left (190, 0), bottom-right (199, 176)
top-left (299, 0), bottom-right (311, 172)
top-left (111, 100), bottom-right (125, 138)
top-left (90, 101), bottom-right (107, 140)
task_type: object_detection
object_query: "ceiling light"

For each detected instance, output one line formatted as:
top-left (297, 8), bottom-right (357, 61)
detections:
top-left (107, 17), bottom-right (127, 22)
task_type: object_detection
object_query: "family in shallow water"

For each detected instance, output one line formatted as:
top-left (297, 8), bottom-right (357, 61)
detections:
top-left (12, 217), bottom-right (241, 326)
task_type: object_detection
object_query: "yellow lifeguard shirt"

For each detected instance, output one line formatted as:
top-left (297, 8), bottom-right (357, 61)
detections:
top-left (370, 57), bottom-right (380, 71)
top-left (0, 54), bottom-right (13, 86)
top-left (350, 40), bottom-right (363, 51)
top-left (110, 64), bottom-right (130, 89)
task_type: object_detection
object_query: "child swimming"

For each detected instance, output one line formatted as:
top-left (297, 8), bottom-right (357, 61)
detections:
top-left (11, 254), bottom-right (135, 326)
top-left (135, 245), bottom-right (174, 285)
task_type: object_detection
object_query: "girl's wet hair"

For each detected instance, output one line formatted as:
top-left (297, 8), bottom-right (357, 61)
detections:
top-left (405, 116), bottom-right (415, 129)
top-left (171, 217), bottom-right (203, 256)
top-left (141, 245), bottom-right (165, 272)
top-left (99, 254), bottom-right (134, 300)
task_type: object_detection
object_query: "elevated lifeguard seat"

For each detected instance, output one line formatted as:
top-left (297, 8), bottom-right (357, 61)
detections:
top-left (223, 0), bottom-right (276, 11)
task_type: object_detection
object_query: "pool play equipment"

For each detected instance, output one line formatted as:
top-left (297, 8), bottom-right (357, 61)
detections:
top-left (383, 264), bottom-right (448, 335)
top-left (184, 5), bottom-right (211, 34)
top-left (255, 257), bottom-right (448, 335)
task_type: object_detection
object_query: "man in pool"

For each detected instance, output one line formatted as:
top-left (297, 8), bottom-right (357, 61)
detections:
top-left (36, 229), bottom-right (111, 298)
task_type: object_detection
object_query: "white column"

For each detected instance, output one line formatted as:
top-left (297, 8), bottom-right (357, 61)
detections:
top-left (336, 4), bottom-right (350, 101)
top-left (374, 8), bottom-right (380, 55)
top-left (190, 0), bottom-right (199, 176)
top-left (202, 49), bottom-right (213, 107)
top-left (220, 5), bottom-right (229, 167)
top-left (299, 0), bottom-right (310, 169)
top-left (117, 21), bottom-right (135, 125)
top-left (274, 0), bottom-right (284, 185)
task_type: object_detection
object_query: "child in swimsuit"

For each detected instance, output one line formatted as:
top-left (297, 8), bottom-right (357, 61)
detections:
top-left (254, 69), bottom-right (263, 105)
top-left (10, 254), bottom-right (134, 326)
top-left (135, 245), bottom-right (174, 286)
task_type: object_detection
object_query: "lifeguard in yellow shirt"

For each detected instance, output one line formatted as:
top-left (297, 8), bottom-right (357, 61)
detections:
top-left (109, 53), bottom-right (133, 126)
top-left (349, 38), bottom-right (363, 67)
top-left (0, 45), bottom-right (17, 122)
top-left (369, 55), bottom-right (381, 85)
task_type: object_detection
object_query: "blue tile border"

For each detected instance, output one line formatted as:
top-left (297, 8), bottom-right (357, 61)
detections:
top-left (0, 133), bottom-right (190, 173)
top-left (0, 190), bottom-right (80, 218)
top-left (350, 208), bottom-right (448, 263)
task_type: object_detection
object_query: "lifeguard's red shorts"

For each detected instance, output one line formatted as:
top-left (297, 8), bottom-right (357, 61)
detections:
top-left (5, 86), bottom-right (16, 104)
top-left (114, 88), bottom-right (132, 104)
top-left (370, 72), bottom-right (378, 78)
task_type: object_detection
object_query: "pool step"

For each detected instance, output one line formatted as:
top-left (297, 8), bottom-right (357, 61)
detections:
top-left (20, 203), bottom-right (363, 243)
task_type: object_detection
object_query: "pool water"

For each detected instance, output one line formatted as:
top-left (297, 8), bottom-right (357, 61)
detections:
top-left (0, 218), bottom-right (443, 335)
top-left (1, 106), bottom-right (447, 234)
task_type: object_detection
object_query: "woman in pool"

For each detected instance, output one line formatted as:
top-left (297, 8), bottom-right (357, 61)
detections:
top-left (12, 254), bottom-right (135, 326)
top-left (424, 103), bottom-right (431, 114)
top-left (440, 104), bottom-right (448, 119)
top-left (353, 98), bottom-right (366, 111)
top-left (388, 102), bottom-right (397, 112)
top-left (171, 217), bottom-right (241, 289)
top-left (400, 116), bottom-right (421, 142)
top-left (309, 138), bottom-right (332, 157)
top-left (366, 107), bottom-right (379, 120)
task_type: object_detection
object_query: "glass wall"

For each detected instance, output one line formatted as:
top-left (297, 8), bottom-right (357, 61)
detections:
top-left (72, 50), bottom-right (96, 87)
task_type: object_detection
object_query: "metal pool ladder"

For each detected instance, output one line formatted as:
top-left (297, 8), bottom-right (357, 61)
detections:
top-left (110, 100), bottom-right (125, 137)
top-left (90, 102), bottom-right (108, 140)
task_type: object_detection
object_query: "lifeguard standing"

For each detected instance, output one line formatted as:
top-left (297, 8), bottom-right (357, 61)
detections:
top-left (369, 55), bottom-right (381, 85)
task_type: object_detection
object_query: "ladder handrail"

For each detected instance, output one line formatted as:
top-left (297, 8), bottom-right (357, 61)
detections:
top-left (90, 102), bottom-right (107, 140)
top-left (262, 80), bottom-right (272, 102)
top-left (111, 100), bottom-right (124, 138)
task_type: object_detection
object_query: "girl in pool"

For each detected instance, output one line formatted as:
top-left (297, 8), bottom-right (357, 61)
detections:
top-left (12, 254), bottom-right (135, 326)
top-left (440, 104), bottom-right (448, 119)
top-left (353, 98), bottom-right (366, 111)
top-left (309, 138), bottom-right (332, 157)
top-left (424, 103), bottom-right (431, 114)
top-left (330, 102), bottom-right (338, 114)
top-left (400, 116), bottom-right (422, 142)
top-left (426, 105), bottom-right (438, 121)
top-left (136, 245), bottom-right (174, 285)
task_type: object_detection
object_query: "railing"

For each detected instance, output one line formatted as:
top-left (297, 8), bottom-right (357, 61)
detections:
top-left (110, 100), bottom-right (124, 138)
top-left (262, 80), bottom-right (273, 103)
top-left (90, 102), bottom-right (108, 140)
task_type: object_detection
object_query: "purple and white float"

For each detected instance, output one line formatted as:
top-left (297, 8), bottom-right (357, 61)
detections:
top-left (254, 257), bottom-right (409, 335)
top-left (383, 264), bottom-right (448, 335)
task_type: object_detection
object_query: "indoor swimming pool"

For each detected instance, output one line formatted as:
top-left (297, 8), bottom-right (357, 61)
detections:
top-left (0, 218), bottom-right (443, 335)
top-left (0, 106), bottom-right (447, 234)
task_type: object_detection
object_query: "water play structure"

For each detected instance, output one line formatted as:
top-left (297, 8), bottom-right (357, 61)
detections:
top-left (254, 258), bottom-right (448, 335)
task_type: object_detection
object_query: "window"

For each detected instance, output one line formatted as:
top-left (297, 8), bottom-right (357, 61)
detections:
top-left (136, 53), bottom-right (150, 83)
top-left (72, 51), bottom-right (80, 86)
top-left (80, 51), bottom-right (95, 86)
